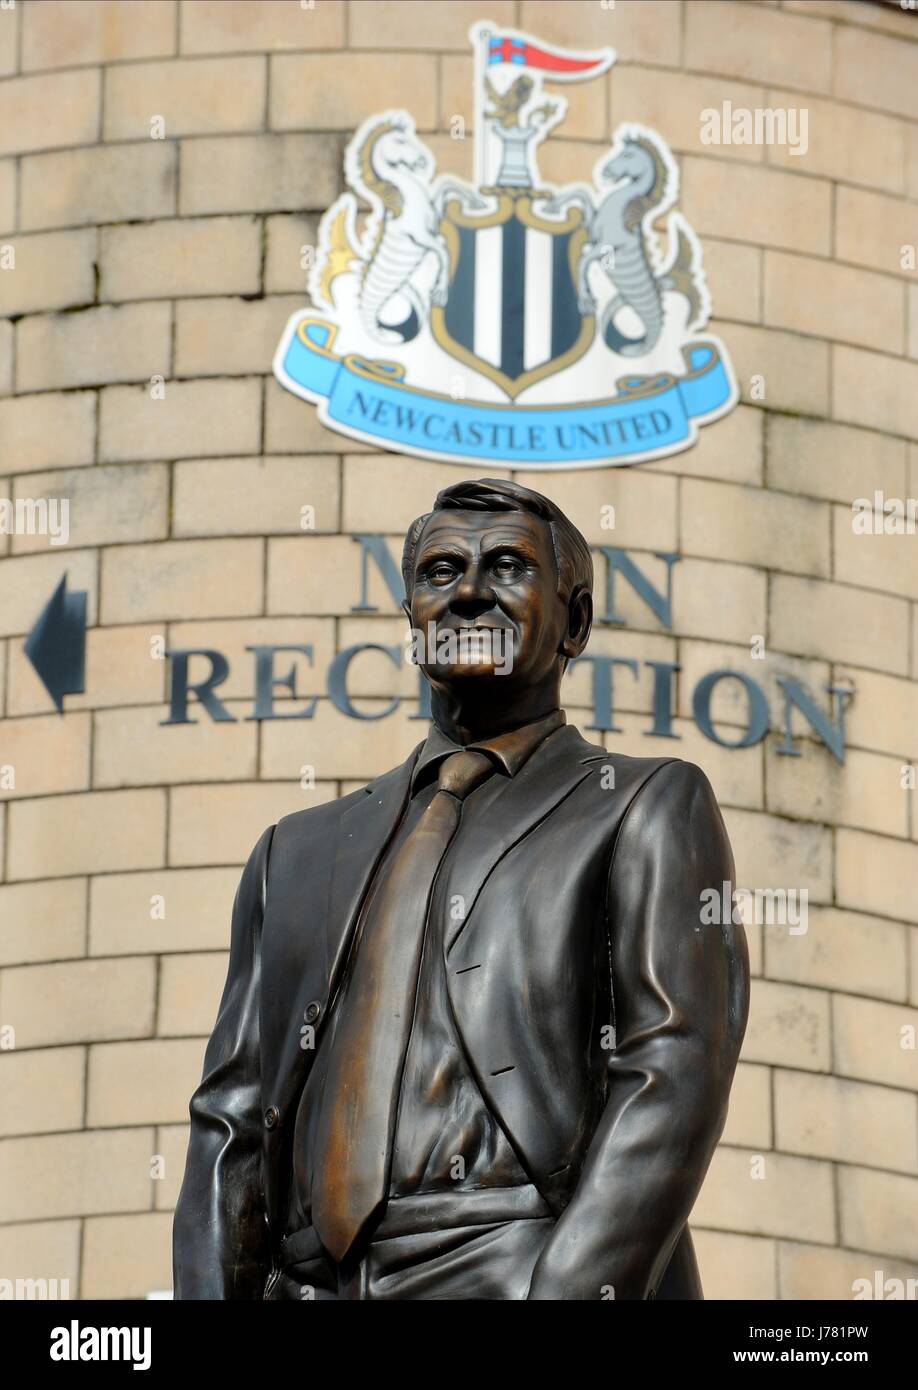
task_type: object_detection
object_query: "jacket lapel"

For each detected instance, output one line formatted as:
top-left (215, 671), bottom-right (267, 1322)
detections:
top-left (444, 723), bottom-right (603, 956)
top-left (324, 745), bottom-right (422, 994)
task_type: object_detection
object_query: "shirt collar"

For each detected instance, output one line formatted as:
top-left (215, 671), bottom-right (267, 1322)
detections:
top-left (410, 708), bottom-right (566, 794)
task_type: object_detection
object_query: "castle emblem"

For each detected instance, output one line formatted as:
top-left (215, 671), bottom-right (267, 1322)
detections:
top-left (274, 23), bottom-right (738, 469)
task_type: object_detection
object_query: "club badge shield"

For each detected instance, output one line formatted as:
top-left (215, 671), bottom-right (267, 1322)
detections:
top-left (274, 22), bottom-right (738, 470)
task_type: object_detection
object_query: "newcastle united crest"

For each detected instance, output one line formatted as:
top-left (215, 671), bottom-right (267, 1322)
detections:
top-left (274, 23), bottom-right (738, 469)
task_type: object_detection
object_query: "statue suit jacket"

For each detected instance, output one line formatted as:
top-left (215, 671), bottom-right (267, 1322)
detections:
top-left (172, 721), bottom-right (749, 1300)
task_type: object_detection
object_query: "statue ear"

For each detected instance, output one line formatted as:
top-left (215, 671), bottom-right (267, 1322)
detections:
top-left (562, 586), bottom-right (592, 660)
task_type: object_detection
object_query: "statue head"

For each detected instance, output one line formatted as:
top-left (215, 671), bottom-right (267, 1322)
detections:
top-left (401, 478), bottom-right (593, 716)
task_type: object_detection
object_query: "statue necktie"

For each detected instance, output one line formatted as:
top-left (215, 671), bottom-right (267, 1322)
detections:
top-left (310, 748), bottom-right (495, 1263)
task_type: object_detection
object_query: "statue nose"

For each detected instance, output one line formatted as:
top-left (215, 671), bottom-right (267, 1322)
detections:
top-left (451, 572), bottom-right (497, 617)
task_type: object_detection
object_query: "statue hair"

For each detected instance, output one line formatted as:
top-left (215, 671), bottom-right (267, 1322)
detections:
top-left (402, 477), bottom-right (593, 605)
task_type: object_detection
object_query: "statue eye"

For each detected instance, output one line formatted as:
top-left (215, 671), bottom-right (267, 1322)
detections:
top-left (492, 555), bottom-right (524, 580)
top-left (427, 563), bottom-right (458, 585)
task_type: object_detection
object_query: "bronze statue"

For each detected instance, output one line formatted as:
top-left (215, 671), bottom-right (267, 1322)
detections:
top-left (173, 477), bottom-right (749, 1300)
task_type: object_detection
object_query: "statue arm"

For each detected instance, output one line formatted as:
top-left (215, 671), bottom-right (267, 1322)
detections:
top-left (527, 761), bottom-right (749, 1300)
top-left (172, 825), bottom-right (275, 1299)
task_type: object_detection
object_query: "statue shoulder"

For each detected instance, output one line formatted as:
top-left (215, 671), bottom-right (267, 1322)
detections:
top-left (272, 786), bottom-right (363, 851)
top-left (579, 746), bottom-right (701, 815)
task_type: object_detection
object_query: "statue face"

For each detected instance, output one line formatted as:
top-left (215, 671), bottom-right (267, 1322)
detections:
top-left (407, 509), bottom-right (569, 688)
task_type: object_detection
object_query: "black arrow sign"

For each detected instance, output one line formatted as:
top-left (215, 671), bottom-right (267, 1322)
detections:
top-left (24, 574), bottom-right (88, 713)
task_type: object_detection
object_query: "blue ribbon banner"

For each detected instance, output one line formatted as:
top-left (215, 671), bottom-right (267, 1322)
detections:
top-left (279, 317), bottom-right (736, 467)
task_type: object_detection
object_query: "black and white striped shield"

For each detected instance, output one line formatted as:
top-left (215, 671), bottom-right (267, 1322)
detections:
top-left (431, 193), bottom-right (595, 400)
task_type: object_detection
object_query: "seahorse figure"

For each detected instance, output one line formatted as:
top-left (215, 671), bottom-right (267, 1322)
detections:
top-left (544, 130), bottom-right (705, 356)
top-left (314, 112), bottom-right (484, 342)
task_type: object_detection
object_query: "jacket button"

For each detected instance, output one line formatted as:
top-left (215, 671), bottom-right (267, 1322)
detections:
top-left (303, 1000), bottom-right (322, 1025)
top-left (264, 1106), bottom-right (279, 1130)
